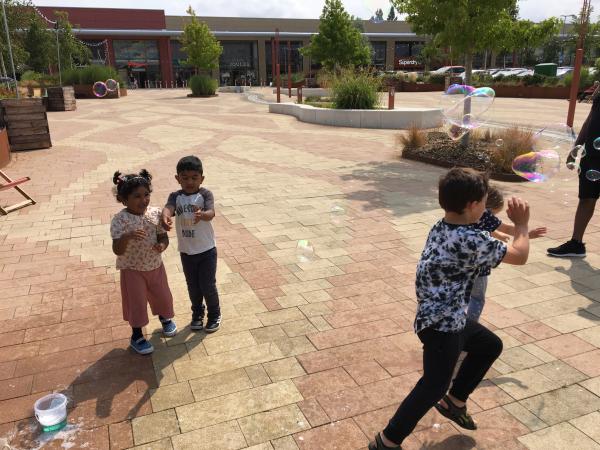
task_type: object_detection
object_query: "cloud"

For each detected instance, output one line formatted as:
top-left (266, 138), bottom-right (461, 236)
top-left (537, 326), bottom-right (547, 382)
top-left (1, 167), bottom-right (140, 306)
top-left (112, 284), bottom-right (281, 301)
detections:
top-left (32, 0), bottom-right (595, 21)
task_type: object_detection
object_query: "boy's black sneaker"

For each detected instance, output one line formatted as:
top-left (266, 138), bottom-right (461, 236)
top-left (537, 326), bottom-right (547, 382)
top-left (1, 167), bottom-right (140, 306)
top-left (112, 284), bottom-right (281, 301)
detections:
top-left (205, 316), bottom-right (221, 333)
top-left (547, 240), bottom-right (586, 258)
top-left (190, 317), bottom-right (204, 331)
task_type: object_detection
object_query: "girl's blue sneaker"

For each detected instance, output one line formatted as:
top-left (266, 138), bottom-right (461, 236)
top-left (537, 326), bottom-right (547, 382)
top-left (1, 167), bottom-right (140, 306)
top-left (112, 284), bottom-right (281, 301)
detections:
top-left (130, 337), bottom-right (154, 355)
top-left (161, 319), bottom-right (178, 337)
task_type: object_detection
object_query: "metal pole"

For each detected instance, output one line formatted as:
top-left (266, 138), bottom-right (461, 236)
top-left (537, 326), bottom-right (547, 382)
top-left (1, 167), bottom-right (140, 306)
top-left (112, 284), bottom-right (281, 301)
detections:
top-left (567, 0), bottom-right (591, 128)
top-left (275, 28), bottom-right (280, 103)
top-left (287, 40), bottom-right (291, 98)
top-left (55, 23), bottom-right (62, 85)
top-left (1, 0), bottom-right (18, 98)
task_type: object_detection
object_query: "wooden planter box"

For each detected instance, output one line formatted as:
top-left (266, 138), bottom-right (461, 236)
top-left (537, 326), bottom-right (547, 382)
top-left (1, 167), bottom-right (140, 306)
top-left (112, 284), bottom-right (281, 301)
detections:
top-left (401, 82), bottom-right (444, 92)
top-left (491, 85), bottom-right (570, 99)
top-left (0, 128), bottom-right (9, 168)
top-left (73, 84), bottom-right (125, 99)
top-left (0, 98), bottom-right (51, 151)
top-left (46, 86), bottom-right (76, 111)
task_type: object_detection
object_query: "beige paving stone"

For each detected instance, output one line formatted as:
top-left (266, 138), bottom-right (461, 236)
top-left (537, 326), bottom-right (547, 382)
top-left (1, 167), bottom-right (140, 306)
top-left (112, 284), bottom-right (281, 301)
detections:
top-left (580, 376), bottom-right (600, 396)
top-left (238, 404), bottom-right (310, 446)
top-left (132, 409), bottom-right (180, 445)
top-left (301, 290), bottom-right (332, 304)
top-left (273, 335), bottom-right (316, 357)
top-left (493, 368), bottom-right (562, 400)
top-left (251, 325), bottom-right (288, 344)
top-left (174, 342), bottom-right (284, 381)
top-left (202, 331), bottom-right (257, 355)
top-left (176, 380), bottom-right (303, 433)
top-left (575, 326), bottom-right (600, 348)
top-left (271, 435), bottom-right (300, 450)
top-left (189, 368), bottom-right (252, 401)
top-left (275, 294), bottom-right (308, 308)
top-left (257, 308), bottom-right (306, 326)
top-left (499, 347), bottom-right (545, 371)
top-left (570, 411), bottom-right (600, 443)
top-left (536, 360), bottom-right (587, 386)
top-left (130, 438), bottom-right (174, 450)
top-left (171, 420), bottom-right (247, 450)
top-left (541, 311), bottom-right (599, 334)
top-left (246, 444), bottom-right (275, 450)
top-left (246, 364), bottom-right (272, 387)
top-left (280, 319), bottom-right (318, 337)
top-left (518, 422), bottom-right (600, 450)
top-left (264, 357), bottom-right (307, 381)
top-left (520, 344), bottom-right (557, 363)
top-left (150, 381), bottom-right (194, 412)
top-left (503, 402), bottom-right (548, 432)
top-left (308, 316), bottom-right (333, 332)
top-left (519, 385), bottom-right (600, 426)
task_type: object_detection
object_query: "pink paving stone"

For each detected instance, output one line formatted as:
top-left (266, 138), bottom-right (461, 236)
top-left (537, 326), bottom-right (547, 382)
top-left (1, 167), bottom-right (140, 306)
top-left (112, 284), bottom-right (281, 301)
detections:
top-left (308, 319), bottom-right (399, 350)
top-left (294, 418), bottom-right (369, 450)
top-left (536, 334), bottom-right (597, 359)
top-left (564, 349), bottom-right (600, 377)
top-left (294, 367), bottom-right (358, 399)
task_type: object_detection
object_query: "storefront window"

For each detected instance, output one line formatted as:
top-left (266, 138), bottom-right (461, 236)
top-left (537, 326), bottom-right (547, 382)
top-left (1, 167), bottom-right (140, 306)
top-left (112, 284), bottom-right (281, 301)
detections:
top-left (395, 42), bottom-right (412, 58)
top-left (82, 40), bottom-right (107, 65)
top-left (170, 41), bottom-right (194, 87)
top-left (113, 40), bottom-right (160, 87)
top-left (265, 41), bottom-right (304, 84)
top-left (371, 41), bottom-right (386, 69)
top-left (219, 41), bottom-right (258, 86)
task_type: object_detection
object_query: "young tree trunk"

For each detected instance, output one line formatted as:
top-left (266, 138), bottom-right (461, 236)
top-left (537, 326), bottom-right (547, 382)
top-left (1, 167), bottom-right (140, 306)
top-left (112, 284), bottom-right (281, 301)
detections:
top-left (0, 50), bottom-right (7, 78)
top-left (490, 51), bottom-right (497, 69)
top-left (460, 51), bottom-right (474, 148)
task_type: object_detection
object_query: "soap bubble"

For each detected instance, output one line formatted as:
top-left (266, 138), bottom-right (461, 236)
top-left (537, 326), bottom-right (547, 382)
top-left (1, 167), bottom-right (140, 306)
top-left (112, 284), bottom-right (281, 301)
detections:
top-left (566, 161), bottom-right (580, 171)
top-left (442, 89), bottom-right (495, 130)
top-left (330, 204), bottom-right (345, 226)
top-left (594, 137), bottom-right (600, 150)
top-left (444, 120), bottom-right (469, 141)
top-left (532, 124), bottom-right (576, 158)
top-left (570, 145), bottom-right (586, 159)
top-left (495, 139), bottom-right (504, 147)
top-left (105, 78), bottom-right (118, 92)
top-left (512, 150), bottom-right (560, 182)
top-left (296, 240), bottom-right (314, 263)
top-left (433, 423), bottom-right (441, 431)
top-left (445, 84), bottom-right (475, 96)
top-left (586, 169), bottom-right (600, 181)
top-left (92, 81), bottom-right (108, 98)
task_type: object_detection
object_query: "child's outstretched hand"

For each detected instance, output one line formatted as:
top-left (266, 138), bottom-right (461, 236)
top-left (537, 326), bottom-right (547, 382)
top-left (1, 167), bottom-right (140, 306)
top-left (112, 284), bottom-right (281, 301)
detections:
top-left (506, 197), bottom-right (530, 226)
top-left (161, 213), bottom-right (173, 231)
top-left (529, 227), bottom-right (547, 239)
top-left (193, 207), bottom-right (204, 224)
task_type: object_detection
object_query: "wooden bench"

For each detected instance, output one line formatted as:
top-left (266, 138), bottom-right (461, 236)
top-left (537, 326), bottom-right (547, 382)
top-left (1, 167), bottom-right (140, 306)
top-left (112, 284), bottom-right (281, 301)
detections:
top-left (0, 170), bottom-right (35, 215)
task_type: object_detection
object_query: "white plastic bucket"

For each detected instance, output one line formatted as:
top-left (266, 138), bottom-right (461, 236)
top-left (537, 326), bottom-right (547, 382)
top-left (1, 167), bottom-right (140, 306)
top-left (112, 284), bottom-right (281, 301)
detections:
top-left (34, 393), bottom-right (67, 430)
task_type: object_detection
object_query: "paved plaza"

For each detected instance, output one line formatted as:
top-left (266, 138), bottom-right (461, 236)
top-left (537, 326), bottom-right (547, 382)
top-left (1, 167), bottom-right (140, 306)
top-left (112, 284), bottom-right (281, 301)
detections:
top-left (0, 89), bottom-right (599, 449)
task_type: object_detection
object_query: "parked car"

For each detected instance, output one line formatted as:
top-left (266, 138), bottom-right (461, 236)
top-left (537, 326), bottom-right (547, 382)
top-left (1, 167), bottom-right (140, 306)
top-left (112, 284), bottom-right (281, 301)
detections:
top-left (431, 66), bottom-right (465, 75)
top-left (557, 67), bottom-right (573, 78)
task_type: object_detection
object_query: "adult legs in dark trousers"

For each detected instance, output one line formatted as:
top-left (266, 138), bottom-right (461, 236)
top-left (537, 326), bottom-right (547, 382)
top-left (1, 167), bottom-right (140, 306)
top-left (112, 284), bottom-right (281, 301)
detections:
top-left (369, 320), bottom-right (503, 449)
top-left (548, 94), bottom-right (600, 258)
top-left (181, 247), bottom-right (221, 331)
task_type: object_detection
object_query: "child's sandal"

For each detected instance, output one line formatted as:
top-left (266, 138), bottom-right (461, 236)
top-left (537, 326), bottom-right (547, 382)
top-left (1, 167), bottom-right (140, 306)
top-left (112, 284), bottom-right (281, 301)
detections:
top-left (434, 395), bottom-right (477, 430)
top-left (368, 432), bottom-right (402, 450)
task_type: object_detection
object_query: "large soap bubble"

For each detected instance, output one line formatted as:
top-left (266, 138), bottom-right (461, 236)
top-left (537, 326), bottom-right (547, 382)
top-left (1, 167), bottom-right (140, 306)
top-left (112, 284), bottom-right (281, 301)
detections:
top-left (443, 89), bottom-right (495, 130)
top-left (512, 150), bottom-right (560, 183)
top-left (92, 81), bottom-right (108, 98)
top-left (105, 79), bottom-right (119, 92)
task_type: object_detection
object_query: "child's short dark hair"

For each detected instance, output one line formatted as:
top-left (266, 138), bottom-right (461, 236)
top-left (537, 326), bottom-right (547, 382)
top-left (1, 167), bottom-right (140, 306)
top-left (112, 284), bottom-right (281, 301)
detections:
top-left (177, 156), bottom-right (203, 175)
top-left (112, 169), bottom-right (152, 202)
top-left (486, 185), bottom-right (504, 211)
top-left (439, 168), bottom-right (489, 214)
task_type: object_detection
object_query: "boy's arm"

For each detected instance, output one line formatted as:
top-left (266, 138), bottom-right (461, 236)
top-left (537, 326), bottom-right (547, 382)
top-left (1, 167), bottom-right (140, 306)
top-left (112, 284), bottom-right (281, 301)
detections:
top-left (161, 193), bottom-right (177, 231)
top-left (195, 189), bottom-right (216, 222)
top-left (501, 198), bottom-right (530, 266)
top-left (498, 222), bottom-right (547, 239)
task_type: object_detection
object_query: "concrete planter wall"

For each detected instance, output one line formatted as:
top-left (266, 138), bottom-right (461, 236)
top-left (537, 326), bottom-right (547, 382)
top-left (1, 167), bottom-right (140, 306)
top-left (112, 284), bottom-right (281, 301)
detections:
top-left (272, 88), bottom-right (330, 97)
top-left (269, 103), bottom-right (443, 130)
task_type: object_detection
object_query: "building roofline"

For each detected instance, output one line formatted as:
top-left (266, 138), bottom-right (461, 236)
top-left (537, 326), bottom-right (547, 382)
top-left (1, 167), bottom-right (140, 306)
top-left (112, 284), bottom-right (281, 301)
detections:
top-left (72, 28), bottom-right (419, 39)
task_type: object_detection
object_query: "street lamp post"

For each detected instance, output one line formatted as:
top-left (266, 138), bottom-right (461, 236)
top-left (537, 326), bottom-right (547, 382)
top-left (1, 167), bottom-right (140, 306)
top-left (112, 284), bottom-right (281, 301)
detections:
top-left (1, 0), bottom-right (18, 98)
top-left (560, 14), bottom-right (569, 66)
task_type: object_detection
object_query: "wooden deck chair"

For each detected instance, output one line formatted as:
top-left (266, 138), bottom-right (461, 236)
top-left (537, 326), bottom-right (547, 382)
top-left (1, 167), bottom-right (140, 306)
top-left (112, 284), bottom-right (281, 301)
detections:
top-left (0, 169), bottom-right (35, 215)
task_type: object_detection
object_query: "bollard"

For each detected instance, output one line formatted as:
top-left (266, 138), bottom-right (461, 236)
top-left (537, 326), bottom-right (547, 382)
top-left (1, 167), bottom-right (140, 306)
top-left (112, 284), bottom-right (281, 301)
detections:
top-left (298, 87), bottom-right (303, 104)
top-left (388, 86), bottom-right (395, 110)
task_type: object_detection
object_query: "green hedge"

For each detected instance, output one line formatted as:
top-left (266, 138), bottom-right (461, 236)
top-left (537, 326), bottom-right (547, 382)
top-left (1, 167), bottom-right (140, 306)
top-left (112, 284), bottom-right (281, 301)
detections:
top-left (331, 69), bottom-right (380, 110)
top-left (189, 75), bottom-right (218, 96)
top-left (62, 65), bottom-right (122, 86)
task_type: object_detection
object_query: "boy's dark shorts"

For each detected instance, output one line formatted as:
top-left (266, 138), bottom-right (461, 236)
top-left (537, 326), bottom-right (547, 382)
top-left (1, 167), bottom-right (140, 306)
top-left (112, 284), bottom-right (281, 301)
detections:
top-left (579, 158), bottom-right (600, 200)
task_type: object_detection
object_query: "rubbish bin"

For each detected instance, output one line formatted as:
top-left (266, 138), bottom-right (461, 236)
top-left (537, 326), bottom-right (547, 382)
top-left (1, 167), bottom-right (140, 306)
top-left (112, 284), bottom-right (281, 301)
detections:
top-left (534, 63), bottom-right (558, 77)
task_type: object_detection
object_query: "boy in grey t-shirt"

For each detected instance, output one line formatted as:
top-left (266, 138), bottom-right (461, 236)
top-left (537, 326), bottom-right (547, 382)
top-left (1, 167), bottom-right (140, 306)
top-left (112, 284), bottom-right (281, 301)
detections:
top-left (161, 156), bottom-right (221, 333)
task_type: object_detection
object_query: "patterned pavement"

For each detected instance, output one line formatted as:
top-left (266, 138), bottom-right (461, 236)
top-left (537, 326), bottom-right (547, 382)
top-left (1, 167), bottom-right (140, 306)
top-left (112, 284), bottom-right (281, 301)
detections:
top-left (0, 89), bottom-right (599, 449)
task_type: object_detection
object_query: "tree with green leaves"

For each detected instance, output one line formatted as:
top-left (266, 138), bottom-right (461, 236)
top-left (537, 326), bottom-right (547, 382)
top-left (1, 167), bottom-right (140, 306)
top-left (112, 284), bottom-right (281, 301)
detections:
top-left (53, 11), bottom-right (91, 70)
top-left (392, 0), bottom-right (517, 84)
top-left (0, 0), bottom-right (36, 77)
top-left (180, 6), bottom-right (222, 73)
top-left (507, 18), bottom-right (560, 66)
top-left (24, 15), bottom-right (53, 73)
top-left (302, 0), bottom-right (371, 70)
top-left (387, 6), bottom-right (398, 21)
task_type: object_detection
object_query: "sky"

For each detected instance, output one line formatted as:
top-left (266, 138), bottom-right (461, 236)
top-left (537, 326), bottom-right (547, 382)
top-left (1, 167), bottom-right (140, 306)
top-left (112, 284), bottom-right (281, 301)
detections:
top-left (32, 0), bottom-right (600, 22)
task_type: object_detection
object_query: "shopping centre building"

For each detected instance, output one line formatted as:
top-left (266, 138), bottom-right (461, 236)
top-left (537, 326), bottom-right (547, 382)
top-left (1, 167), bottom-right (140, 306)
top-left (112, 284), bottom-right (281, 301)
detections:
top-left (37, 6), bottom-right (426, 87)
